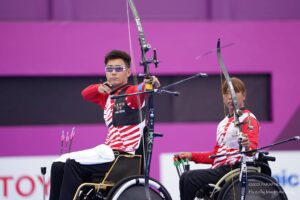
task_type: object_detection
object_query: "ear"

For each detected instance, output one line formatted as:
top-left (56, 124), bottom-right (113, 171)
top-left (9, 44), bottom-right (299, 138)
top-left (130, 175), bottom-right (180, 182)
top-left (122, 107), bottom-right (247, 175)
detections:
top-left (242, 92), bottom-right (246, 101)
top-left (126, 68), bottom-right (131, 77)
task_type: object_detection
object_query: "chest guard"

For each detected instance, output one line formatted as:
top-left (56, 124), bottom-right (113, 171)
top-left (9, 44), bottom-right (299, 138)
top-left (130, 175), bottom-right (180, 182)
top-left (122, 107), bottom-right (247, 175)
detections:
top-left (112, 87), bottom-right (146, 127)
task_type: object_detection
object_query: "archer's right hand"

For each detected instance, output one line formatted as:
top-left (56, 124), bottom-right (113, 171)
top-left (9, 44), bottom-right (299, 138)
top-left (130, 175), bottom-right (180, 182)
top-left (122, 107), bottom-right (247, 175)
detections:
top-left (98, 82), bottom-right (112, 94)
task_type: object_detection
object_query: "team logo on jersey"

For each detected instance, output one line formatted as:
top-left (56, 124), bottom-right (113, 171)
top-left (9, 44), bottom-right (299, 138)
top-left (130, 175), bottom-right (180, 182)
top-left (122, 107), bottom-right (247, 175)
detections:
top-left (114, 102), bottom-right (126, 114)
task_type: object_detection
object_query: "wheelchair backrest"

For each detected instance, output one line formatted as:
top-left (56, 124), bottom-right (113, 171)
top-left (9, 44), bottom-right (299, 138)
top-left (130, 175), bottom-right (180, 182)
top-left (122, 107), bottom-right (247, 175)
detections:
top-left (101, 155), bottom-right (142, 186)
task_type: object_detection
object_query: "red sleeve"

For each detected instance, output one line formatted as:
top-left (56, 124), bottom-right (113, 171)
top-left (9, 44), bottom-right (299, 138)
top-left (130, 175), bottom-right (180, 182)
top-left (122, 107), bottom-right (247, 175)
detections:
top-left (191, 145), bottom-right (219, 164)
top-left (81, 84), bottom-right (108, 109)
top-left (125, 84), bottom-right (146, 109)
top-left (241, 113), bottom-right (260, 150)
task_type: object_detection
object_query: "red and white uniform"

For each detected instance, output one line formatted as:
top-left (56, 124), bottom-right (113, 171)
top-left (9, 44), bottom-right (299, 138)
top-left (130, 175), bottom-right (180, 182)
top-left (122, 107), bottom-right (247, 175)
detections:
top-left (191, 109), bottom-right (259, 168)
top-left (81, 84), bottom-right (146, 154)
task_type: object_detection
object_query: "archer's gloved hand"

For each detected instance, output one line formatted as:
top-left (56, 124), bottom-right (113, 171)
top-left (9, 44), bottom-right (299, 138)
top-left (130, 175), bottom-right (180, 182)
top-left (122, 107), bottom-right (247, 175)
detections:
top-left (144, 76), bottom-right (160, 89)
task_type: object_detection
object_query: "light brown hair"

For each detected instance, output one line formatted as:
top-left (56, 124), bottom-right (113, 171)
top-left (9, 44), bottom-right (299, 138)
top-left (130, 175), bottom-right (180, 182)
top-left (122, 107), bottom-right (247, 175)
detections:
top-left (221, 77), bottom-right (246, 96)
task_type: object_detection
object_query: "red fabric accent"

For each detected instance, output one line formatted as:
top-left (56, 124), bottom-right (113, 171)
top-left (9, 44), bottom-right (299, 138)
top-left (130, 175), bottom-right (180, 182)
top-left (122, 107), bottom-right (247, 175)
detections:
top-left (120, 128), bottom-right (140, 138)
top-left (241, 110), bottom-right (259, 150)
top-left (191, 109), bottom-right (260, 168)
top-left (124, 135), bottom-right (141, 146)
top-left (125, 83), bottom-right (146, 108)
top-left (212, 110), bottom-right (260, 168)
top-left (81, 83), bottom-right (145, 109)
top-left (81, 84), bottom-right (108, 109)
top-left (119, 125), bottom-right (136, 133)
top-left (191, 145), bottom-right (219, 164)
top-left (81, 83), bottom-right (145, 153)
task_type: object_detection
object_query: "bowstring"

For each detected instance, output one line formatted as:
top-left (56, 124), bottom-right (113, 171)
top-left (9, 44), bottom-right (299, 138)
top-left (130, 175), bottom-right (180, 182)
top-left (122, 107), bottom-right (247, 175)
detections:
top-left (126, 0), bottom-right (147, 177)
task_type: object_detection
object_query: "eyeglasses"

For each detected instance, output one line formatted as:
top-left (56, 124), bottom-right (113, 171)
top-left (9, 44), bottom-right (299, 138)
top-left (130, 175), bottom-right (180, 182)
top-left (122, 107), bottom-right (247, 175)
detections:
top-left (105, 65), bottom-right (127, 73)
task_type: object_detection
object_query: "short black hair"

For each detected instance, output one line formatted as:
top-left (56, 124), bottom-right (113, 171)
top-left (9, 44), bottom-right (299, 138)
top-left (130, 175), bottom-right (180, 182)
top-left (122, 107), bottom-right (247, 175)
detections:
top-left (104, 50), bottom-right (131, 68)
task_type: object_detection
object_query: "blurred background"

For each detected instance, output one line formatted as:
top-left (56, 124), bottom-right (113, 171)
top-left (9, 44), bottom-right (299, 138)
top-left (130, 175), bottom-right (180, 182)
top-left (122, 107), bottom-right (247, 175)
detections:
top-left (0, 0), bottom-right (300, 199)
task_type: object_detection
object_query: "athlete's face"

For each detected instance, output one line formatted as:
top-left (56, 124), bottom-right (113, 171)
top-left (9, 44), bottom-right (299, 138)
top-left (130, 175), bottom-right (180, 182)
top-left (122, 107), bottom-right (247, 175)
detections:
top-left (105, 59), bottom-right (131, 89)
top-left (223, 91), bottom-right (245, 114)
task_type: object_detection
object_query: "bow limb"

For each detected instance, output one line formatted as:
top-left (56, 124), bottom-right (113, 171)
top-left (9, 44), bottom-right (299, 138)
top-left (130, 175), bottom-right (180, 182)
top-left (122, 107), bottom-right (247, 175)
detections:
top-left (127, 0), bottom-right (155, 88)
top-left (217, 39), bottom-right (245, 150)
top-left (217, 39), bottom-right (241, 124)
top-left (127, 0), bottom-right (150, 53)
top-left (126, 1), bottom-right (155, 199)
top-left (217, 39), bottom-right (248, 200)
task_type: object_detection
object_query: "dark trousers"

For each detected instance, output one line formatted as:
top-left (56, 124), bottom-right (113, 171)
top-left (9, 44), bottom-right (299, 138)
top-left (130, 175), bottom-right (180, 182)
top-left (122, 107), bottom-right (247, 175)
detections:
top-left (49, 159), bottom-right (113, 200)
top-left (179, 165), bottom-right (234, 200)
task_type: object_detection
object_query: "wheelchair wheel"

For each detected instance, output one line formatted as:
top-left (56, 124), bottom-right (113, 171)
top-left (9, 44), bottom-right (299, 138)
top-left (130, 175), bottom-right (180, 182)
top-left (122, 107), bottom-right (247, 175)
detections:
top-left (106, 175), bottom-right (172, 200)
top-left (217, 172), bottom-right (287, 200)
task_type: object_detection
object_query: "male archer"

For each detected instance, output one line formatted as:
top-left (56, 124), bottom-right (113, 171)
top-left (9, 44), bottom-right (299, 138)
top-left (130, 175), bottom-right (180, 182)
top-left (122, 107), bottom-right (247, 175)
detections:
top-left (49, 50), bottom-right (160, 200)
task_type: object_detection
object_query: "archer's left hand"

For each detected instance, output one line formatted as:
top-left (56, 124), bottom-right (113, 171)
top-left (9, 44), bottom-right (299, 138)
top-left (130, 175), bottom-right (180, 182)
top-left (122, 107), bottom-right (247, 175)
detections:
top-left (144, 76), bottom-right (160, 89)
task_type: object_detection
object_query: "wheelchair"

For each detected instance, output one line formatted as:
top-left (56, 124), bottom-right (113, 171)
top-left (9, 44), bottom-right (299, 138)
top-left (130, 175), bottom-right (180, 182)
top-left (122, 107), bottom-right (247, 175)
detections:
top-left (193, 152), bottom-right (288, 200)
top-left (73, 138), bottom-right (172, 200)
